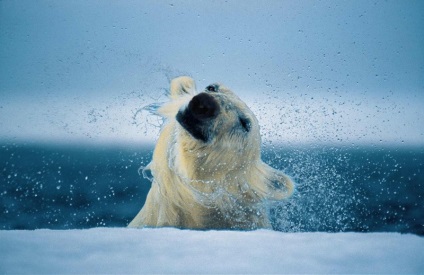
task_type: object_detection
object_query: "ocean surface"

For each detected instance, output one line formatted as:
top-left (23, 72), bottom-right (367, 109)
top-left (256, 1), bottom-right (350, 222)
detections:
top-left (1, 142), bottom-right (423, 235)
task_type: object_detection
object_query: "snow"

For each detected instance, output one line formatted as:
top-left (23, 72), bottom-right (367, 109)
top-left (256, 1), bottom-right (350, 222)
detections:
top-left (1, 228), bottom-right (423, 274)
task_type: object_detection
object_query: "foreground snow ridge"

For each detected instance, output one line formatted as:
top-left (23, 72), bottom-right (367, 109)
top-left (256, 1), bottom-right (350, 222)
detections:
top-left (1, 228), bottom-right (423, 274)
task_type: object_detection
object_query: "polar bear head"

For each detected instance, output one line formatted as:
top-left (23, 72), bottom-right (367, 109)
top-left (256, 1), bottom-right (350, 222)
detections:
top-left (157, 76), bottom-right (293, 202)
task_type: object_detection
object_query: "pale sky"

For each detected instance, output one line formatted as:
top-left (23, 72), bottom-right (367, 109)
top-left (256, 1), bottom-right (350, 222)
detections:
top-left (1, 0), bottom-right (423, 145)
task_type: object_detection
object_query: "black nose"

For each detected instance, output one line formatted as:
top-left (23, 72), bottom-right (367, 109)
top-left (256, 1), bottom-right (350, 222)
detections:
top-left (188, 93), bottom-right (220, 119)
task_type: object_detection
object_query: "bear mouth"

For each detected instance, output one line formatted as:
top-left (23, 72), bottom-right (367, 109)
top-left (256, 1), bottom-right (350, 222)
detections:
top-left (176, 93), bottom-right (220, 143)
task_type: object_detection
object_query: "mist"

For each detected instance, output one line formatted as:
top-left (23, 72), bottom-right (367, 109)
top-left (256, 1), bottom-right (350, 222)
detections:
top-left (1, 0), bottom-right (423, 145)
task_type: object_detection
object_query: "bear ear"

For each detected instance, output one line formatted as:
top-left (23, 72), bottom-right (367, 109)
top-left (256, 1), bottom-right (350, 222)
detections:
top-left (170, 76), bottom-right (196, 100)
top-left (255, 162), bottom-right (295, 201)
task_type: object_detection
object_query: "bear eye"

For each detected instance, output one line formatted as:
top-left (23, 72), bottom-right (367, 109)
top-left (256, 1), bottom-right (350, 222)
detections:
top-left (239, 116), bottom-right (251, 132)
top-left (206, 84), bottom-right (218, 92)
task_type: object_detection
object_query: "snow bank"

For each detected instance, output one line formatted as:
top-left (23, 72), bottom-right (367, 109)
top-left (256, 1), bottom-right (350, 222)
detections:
top-left (1, 228), bottom-right (423, 274)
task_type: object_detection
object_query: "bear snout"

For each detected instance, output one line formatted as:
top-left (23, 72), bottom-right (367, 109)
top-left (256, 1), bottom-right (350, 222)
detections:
top-left (188, 93), bottom-right (220, 120)
top-left (176, 93), bottom-right (220, 142)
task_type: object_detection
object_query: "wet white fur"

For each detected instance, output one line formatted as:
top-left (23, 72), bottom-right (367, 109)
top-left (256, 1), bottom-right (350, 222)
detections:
top-left (129, 76), bottom-right (294, 229)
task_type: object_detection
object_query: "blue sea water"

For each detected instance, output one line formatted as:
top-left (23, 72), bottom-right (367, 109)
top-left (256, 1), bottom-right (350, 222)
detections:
top-left (1, 143), bottom-right (423, 235)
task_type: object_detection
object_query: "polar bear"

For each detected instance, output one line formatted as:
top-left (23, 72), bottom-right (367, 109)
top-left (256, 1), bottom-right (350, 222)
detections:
top-left (128, 76), bottom-right (294, 230)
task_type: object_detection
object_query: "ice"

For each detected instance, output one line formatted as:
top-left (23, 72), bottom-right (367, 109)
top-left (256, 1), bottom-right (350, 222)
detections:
top-left (0, 228), bottom-right (423, 274)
